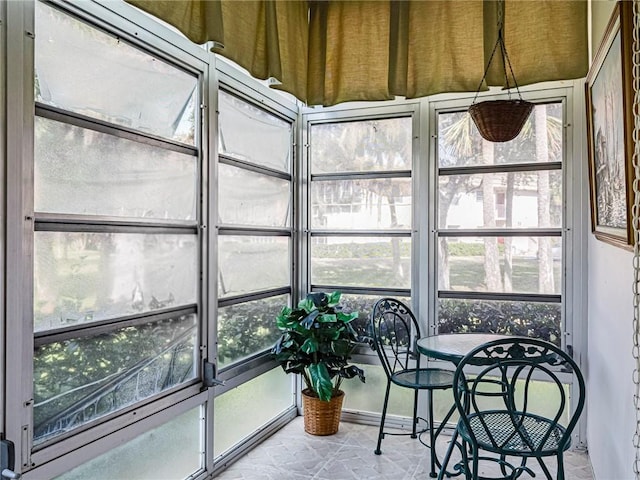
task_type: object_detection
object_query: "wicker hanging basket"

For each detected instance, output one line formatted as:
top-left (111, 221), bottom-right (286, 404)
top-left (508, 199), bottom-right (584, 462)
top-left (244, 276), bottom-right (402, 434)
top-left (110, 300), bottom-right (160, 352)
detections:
top-left (302, 389), bottom-right (344, 436)
top-left (469, 100), bottom-right (534, 143)
top-left (468, 1), bottom-right (532, 143)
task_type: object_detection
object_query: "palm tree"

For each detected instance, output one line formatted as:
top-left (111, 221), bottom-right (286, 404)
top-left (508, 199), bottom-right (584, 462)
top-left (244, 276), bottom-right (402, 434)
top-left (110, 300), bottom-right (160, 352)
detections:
top-left (440, 112), bottom-right (503, 292)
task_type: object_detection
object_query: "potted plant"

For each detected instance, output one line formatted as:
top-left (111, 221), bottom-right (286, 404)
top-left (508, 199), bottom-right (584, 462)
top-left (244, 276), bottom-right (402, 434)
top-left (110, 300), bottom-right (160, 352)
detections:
top-left (271, 291), bottom-right (365, 435)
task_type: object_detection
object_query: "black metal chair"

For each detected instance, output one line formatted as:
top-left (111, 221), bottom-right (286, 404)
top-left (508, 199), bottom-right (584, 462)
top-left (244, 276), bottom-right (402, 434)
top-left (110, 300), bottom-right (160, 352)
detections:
top-left (369, 298), bottom-right (455, 478)
top-left (448, 337), bottom-right (586, 480)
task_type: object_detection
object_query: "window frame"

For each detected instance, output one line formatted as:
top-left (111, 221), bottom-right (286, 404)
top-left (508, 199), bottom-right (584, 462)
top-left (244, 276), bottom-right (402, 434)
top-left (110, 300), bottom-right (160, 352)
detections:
top-left (209, 64), bottom-right (300, 471)
top-left (428, 90), bottom-right (575, 351)
top-left (213, 74), bottom-right (298, 379)
top-left (426, 86), bottom-right (587, 449)
top-left (5, 0), bottom-right (214, 475)
top-left (301, 103), bottom-right (420, 356)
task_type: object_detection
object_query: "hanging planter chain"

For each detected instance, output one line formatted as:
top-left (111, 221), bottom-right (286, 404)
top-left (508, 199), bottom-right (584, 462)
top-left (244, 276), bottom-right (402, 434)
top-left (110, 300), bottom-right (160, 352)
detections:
top-left (469, 0), bottom-right (533, 143)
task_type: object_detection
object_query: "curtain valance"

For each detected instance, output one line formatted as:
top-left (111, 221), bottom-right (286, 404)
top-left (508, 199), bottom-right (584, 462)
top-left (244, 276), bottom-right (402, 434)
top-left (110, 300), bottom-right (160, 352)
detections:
top-left (127, 0), bottom-right (587, 106)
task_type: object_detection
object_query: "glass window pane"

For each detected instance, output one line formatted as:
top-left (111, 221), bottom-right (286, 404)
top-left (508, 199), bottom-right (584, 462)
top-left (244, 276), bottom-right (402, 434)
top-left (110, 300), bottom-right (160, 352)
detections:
top-left (342, 363), bottom-right (412, 417)
top-left (310, 117), bottom-right (412, 174)
top-left (218, 236), bottom-right (290, 297)
top-left (310, 237), bottom-right (411, 289)
top-left (34, 232), bottom-right (198, 332)
top-left (55, 407), bottom-right (202, 480)
top-left (34, 315), bottom-right (198, 444)
top-left (35, 117), bottom-right (197, 220)
top-left (35, 2), bottom-right (197, 144)
top-left (218, 294), bottom-right (289, 368)
top-left (438, 103), bottom-right (563, 168)
top-left (218, 91), bottom-right (291, 172)
top-left (218, 164), bottom-right (290, 228)
top-left (438, 237), bottom-right (561, 294)
top-left (214, 368), bottom-right (293, 457)
top-left (438, 171), bottom-right (562, 229)
top-left (337, 293), bottom-right (410, 338)
top-left (437, 298), bottom-right (561, 344)
top-left (311, 178), bottom-right (411, 230)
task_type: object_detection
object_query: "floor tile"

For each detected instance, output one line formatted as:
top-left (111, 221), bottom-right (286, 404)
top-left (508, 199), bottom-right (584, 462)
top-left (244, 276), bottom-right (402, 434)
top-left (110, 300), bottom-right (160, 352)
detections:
top-left (214, 418), bottom-right (593, 480)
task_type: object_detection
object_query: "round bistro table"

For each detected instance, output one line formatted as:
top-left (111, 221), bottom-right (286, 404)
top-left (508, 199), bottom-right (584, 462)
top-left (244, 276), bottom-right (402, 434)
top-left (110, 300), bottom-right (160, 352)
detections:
top-left (416, 333), bottom-right (515, 365)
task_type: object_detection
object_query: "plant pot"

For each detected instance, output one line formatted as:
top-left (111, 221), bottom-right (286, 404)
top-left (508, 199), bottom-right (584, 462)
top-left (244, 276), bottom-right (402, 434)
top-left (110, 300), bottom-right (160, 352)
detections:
top-left (468, 99), bottom-right (534, 142)
top-left (301, 389), bottom-right (344, 436)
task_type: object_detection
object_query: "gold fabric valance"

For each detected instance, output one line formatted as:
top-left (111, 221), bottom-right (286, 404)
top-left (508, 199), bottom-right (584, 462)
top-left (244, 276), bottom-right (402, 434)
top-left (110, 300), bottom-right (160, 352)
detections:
top-left (127, 0), bottom-right (587, 106)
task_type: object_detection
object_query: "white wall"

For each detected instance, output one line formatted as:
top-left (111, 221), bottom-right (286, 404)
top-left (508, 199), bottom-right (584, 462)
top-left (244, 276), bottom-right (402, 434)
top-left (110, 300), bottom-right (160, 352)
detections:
top-left (588, 238), bottom-right (635, 479)
top-left (587, 2), bottom-right (636, 479)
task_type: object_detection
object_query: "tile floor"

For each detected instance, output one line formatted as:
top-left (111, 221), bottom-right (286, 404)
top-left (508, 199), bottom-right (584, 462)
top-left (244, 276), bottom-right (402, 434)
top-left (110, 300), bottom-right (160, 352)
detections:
top-left (214, 417), bottom-right (593, 480)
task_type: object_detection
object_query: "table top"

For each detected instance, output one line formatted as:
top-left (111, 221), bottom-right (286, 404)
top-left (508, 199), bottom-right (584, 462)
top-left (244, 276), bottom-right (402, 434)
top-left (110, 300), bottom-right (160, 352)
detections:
top-left (416, 333), bottom-right (514, 364)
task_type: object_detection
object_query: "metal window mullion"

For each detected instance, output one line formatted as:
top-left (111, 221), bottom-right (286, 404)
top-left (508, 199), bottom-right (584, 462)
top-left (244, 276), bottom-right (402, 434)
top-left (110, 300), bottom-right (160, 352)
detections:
top-left (34, 305), bottom-right (198, 347)
top-left (310, 285), bottom-right (411, 298)
top-left (35, 103), bottom-right (198, 157)
top-left (304, 106), bottom-right (417, 124)
top-left (309, 229), bottom-right (411, 237)
top-left (218, 83), bottom-right (298, 124)
top-left (437, 228), bottom-right (562, 237)
top-left (218, 154), bottom-right (291, 181)
top-left (217, 287), bottom-right (292, 308)
top-left (34, 221), bottom-right (197, 235)
top-left (437, 290), bottom-right (561, 304)
top-left (438, 161), bottom-right (562, 176)
top-left (34, 213), bottom-right (197, 231)
top-left (217, 226), bottom-right (292, 236)
top-left (310, 170), bottom-right (411, 182)
top-left (6, 0), bottom-right (36, 472)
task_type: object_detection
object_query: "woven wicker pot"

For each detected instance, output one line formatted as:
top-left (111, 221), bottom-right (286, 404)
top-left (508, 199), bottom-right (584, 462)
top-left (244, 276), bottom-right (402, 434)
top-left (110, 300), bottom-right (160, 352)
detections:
top-left (469, 99), bottom-right (534, 142)
top-left (302, 389), bottom-right (344, 436)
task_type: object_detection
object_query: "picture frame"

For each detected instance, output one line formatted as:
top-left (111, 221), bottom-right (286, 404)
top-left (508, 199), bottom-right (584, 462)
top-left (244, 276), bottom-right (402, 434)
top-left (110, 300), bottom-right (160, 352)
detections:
top-left (585, 1), bottom-right (635, 249)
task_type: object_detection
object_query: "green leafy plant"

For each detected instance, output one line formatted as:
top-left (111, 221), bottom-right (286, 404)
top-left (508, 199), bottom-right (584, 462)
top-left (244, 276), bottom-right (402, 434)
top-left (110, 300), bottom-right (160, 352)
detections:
top-left (271, 291), bottom-right (365, 402)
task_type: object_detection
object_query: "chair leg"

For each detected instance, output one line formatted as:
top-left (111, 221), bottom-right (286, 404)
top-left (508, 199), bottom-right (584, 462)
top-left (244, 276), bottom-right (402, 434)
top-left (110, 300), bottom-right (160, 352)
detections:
top-left (535, 455), bottom-right (554, 480)
top-left (557, 453), bottom-right (565, 480)
top-left (470, 445), bottom-right (479, 480)
top-left (375, 381), bottom-right (391, 455)
top-left (428, 389), bottom-right (437, 478)
top-left (458, 438), bottom-right (473, 480)
top-left (411, 388), bottom-right (419, 438)
top-left (437, 428), bottom-right (458, 480)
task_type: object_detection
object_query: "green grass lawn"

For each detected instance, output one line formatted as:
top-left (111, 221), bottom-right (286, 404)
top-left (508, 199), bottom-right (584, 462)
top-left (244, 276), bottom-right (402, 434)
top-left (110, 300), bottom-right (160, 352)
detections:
top-left (311, 255), bottom-right (560, 294)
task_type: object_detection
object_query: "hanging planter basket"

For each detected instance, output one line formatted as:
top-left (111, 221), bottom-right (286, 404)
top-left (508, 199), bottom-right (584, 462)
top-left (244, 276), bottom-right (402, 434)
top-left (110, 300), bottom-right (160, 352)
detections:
top-left (469, 99), bottom-right (534, 142)
top-left (468, 2), bottom-right (533, 143)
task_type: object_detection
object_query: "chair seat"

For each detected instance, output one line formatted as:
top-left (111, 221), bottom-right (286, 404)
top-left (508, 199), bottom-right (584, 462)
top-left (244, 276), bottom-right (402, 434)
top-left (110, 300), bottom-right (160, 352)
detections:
top-left (391, 368), bottom-right (454, 390)
top-left (458, 410), bottom-right (569, 456)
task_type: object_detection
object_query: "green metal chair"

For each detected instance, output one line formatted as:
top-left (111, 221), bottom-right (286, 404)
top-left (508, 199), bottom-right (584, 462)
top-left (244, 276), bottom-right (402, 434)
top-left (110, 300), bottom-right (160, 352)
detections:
top-left (369, 298), bottom-right (455, 478)
top-left (447, 337), bottom-right (585, 480)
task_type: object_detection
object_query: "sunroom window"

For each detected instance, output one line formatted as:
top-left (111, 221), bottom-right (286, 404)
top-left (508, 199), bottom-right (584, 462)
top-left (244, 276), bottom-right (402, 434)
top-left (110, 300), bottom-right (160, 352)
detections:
top-left (33, 1), bottom-right (200, 446)
top-left (306, 115), bottom-right (414, 336)
top-left (216, 89), bottom-right (294, 369)
top-left (435, 102), bottom-right (564, 344)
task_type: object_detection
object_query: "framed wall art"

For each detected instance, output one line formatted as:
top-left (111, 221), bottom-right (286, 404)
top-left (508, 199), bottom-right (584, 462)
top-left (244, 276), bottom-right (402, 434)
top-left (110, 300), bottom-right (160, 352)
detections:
top-left (585, 1), bottom-right (635, 249)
